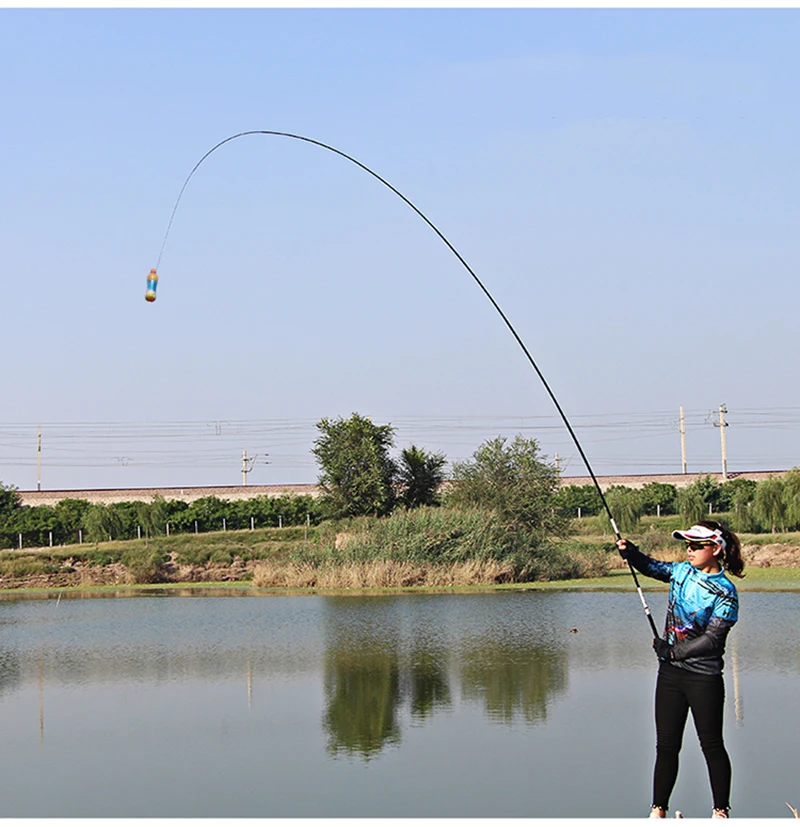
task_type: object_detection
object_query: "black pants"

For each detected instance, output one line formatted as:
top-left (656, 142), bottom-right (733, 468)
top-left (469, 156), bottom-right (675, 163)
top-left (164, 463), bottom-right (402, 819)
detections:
top-left (653, 663), bottom-right (732, 812)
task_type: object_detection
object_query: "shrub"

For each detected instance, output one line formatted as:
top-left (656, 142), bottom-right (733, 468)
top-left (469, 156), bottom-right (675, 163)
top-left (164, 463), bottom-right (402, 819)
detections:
top-left (446, 435), bottom-right (567, 538)
top-left (121, 547), bottom-right (168, 584)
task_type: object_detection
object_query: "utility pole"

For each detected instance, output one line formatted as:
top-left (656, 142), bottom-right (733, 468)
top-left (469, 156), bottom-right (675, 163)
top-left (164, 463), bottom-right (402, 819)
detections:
top-left (242, 450), bottom-right (253, 486)
top-left (713, 404), bottom-right (729, 481)
top-left (37, 426), bottom-right (42, 491)
top-left (679, 406), bottom-right (687, 474)
top-left (241, 451), bottom-right (268, 485)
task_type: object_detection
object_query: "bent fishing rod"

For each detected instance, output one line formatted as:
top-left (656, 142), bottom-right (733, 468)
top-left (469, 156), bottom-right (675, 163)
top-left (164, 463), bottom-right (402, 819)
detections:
top-left (150, 129), bottom-right (660, 639)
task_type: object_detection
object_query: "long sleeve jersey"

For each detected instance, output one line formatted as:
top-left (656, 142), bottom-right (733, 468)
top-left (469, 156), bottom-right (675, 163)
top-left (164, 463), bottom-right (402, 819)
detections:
top-left (626, 547), bottom-right (739, 675)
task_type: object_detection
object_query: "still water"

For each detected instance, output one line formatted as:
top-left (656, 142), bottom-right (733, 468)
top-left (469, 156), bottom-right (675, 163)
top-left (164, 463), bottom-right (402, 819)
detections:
top-left (0, 589), bottom-right (796, 818)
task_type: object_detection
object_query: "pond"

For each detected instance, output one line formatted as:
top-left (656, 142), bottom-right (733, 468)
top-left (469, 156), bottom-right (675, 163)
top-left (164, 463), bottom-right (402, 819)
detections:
top-left (0, 589), bottom-right (796, 818)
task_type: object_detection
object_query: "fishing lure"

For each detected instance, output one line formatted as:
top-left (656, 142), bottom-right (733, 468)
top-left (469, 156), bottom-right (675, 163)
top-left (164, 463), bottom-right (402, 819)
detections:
top-left (145, 268), bottom-right (158, 302)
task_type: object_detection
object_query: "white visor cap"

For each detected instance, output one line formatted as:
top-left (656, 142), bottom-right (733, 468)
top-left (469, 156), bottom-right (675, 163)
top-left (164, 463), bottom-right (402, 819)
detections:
top-left (672, 524), bottom-right (726, 550)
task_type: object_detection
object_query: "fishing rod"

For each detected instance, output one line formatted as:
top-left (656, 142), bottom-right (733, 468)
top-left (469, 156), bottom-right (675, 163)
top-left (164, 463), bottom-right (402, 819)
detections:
top-left (149, 129), bottom-right (660, 639)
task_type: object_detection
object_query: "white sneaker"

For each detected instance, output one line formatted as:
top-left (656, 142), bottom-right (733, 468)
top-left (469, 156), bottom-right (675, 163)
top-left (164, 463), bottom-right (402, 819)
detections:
top-left (712, 808), bottom-right (730, 818)
top-left (649, 807), bottom-right (666, 818)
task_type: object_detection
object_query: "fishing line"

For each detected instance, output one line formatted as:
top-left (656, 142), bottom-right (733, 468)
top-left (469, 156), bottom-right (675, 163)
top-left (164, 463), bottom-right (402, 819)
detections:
top-left (150, 129), bottom-right (659, 637)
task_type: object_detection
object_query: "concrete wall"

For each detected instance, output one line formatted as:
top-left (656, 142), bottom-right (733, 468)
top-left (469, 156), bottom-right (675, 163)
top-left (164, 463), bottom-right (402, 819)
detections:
top-left (19, 484), bottom-right (322, 507)
top-left (16, 470), bottom-right (789, 507)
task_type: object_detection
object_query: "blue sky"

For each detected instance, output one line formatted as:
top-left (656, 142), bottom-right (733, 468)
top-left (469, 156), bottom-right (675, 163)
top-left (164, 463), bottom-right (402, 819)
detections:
top-left (2, 8), bottom-right (800, 490)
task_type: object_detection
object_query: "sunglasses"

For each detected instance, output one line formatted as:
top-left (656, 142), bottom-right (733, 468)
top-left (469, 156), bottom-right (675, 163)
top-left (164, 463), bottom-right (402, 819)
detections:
top-left (684, 540), bottom-right (716, 551)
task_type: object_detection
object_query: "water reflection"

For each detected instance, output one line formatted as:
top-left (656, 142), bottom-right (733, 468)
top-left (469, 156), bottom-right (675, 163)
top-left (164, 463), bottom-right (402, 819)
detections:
top-left (320, 596), bottom-right (568, 758)
top-left (460, 638), bottom-right (568, 725)
top-left (0, 648), bottom-right (21, 697)
top-left (321, 598), bottom-right (401, 758)
top-left (38, 659), bottom-right (44, 745)
top-left (731, 637), bottom-right (743, 726)
top-left (408, 644), bottom-right (451, 722)
top-left (322, 642), bottom-right (458, 758)
top-left (323, 642), bottom-right (402, 758)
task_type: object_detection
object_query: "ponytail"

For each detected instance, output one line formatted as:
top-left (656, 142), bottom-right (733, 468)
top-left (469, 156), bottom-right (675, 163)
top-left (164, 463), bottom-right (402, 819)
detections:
top-left (697, 519), bottom-right (745, 578)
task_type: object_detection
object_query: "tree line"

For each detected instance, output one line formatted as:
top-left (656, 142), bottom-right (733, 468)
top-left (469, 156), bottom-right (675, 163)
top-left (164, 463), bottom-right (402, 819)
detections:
top-left (0, 488), bottom-right (322, 549)
top-left (557, 470), bottom-right (800, 534)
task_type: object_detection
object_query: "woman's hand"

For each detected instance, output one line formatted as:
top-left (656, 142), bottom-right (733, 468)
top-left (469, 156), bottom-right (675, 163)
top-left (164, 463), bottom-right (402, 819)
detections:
top-left (616, 538), bottom-right (638, 559)
top-left (653, 637), bottom-right (674, 661)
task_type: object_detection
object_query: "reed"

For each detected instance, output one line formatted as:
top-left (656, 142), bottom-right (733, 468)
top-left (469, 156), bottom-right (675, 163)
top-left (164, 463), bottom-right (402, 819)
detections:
top-left (251, 558), bottom-right (519, 589)
top-left (286, 506), bottom-right (606, 583)
top-left (310, 507), bottom-right (518, 564)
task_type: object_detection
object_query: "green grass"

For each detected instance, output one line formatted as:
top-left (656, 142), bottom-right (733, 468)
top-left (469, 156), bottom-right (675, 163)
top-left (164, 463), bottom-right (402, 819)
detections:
top-left (726, 567), bottom-right (800, 590)
top-left (737, 530), bottom-right (800, 546)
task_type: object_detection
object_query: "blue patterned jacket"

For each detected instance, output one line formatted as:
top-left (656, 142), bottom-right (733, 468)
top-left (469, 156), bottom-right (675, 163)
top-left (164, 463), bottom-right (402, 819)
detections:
top-left (627, 547), bottom-right (738, 675)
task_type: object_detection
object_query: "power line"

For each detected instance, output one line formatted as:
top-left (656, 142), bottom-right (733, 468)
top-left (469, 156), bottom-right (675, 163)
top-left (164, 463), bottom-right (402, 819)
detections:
top-left (1, 407), bottom-right (798, 481)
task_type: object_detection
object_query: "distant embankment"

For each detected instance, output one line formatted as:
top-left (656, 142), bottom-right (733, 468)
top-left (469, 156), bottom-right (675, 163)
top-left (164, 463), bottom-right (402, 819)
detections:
top-left (19, 484), bottom-right (322, 507)
top-left (17, 470), bottom-right (789, 507)
top-left (558, 469), bottom-right (788, 491)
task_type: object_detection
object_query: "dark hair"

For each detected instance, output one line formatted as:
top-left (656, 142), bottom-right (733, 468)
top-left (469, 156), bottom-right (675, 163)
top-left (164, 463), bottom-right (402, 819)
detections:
top-left (697, 519), bottom-right (745, 578)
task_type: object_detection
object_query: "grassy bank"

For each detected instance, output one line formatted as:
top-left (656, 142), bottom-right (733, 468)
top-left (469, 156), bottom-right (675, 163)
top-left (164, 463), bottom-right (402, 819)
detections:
top-left (0, 525), bottom-right (317, 588)
top-left (0, 508), bottom-right (612, 591)
top-left (572, 512), bottom-right (800, 547)
top-left (0, 508), bottom-right (797, 594)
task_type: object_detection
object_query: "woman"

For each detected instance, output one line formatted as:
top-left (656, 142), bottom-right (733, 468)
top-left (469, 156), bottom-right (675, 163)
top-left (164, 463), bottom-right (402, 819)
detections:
top-left (616, 519), bottom-right (745, 819)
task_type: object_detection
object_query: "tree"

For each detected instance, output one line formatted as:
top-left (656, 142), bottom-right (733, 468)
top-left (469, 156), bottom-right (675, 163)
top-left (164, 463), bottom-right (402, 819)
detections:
top-left (718, 478), bottom-right (757, 513)
top-left (397, 445), bottom-right (447, 509)
top-left (754, 476), bottom-right (787, 533)
top-left (554, 485), bottom-right (603, 518)
top-left (54, 498), bottom-right (91, 541)
top-left (16, 505), bottom-right (58, 547)
top-left (312, 413), bottom-right (397, 518)
top-left (446, 435), bottom-right (566, 537)
top-left (184, 496), bottom-right (229, 532)
top-left (639, 482), bottom-right (677, 516)
top-left (692, 474), bottom-right (723, 511)
top-left (676, 484), bottom-right (708, 526)
top-left (0, 482), bottom-right (21, 520)
top-left (135, 495), bottom-right (167, 537)
top-left (604, 486), bottom-right (644, 533)
top-left (731, 485), bottom-right (757, 533)
top-left (782, 468), bottom-right (800, 530)
top-left (83, 504), bottom-right (124, 543)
